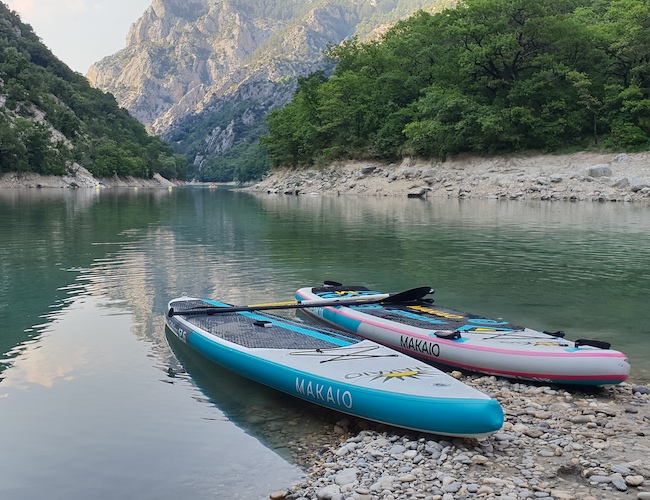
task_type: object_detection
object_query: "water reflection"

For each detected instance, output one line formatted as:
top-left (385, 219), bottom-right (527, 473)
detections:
top-left (165, 328), bottom-right (345, 462)
top-left (0, 288), bottom-right (303, 500)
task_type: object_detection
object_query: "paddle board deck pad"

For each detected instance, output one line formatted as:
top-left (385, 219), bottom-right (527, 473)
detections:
top-left (165, 297), bottom-right (503, 437)
top-left (295, 284), bottom-right (630, 386)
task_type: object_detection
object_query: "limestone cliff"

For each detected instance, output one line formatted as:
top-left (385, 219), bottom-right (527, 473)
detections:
top-left (87, 0), bottom-right (447, 178)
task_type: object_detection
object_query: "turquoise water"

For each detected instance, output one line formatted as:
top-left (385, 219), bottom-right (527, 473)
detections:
top-left (0, 187), bottom-right (648, 499)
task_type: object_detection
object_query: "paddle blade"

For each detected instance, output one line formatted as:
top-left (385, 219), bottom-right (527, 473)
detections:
top-left (382, 286), bottom-right (434, 303)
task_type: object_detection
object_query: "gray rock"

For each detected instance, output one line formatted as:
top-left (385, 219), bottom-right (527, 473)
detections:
top-left (397, 473), bottom-right (416, 482)
top-left (334, 446), bottom-right (350, 457)
top-left (630, 178), bottom-right (650, 192)
top-left (369, 476), bottom-right (395, 492)
top-left (400, 168), bottom-right (421, 179)
top-left (612, 465), bottom-right (632, 475)
top-left (407, 187), bottom-right (427, 198)
top-left (442, 481), bottom-right (462, 493)
top-left (612, 477), bottom-right (628, 491)
top-left (316, 484), bottom-right (341, 500)
top-left (586, 164), bottom-right (613, 177)
top-left (389, 444), bottom-right (406, 455)
top-left (351, 488), bottom-right (371, 500)
top-left (334, 468), bottom-right (359, 486)
top-left (588, 475), bottom-right (612, 483)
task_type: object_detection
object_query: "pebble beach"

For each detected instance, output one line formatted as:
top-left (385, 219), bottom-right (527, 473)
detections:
top-left (272, 375), bottom-right (650, 500)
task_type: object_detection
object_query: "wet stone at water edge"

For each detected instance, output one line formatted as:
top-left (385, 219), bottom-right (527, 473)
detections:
top-left (273, 377), bottom-right (650, 500)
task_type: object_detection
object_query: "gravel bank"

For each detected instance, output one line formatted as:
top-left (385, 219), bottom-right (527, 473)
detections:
top-left (246, 152), bottom-right (650, 202)
top-left (273, 376), bottom-right (650, 500)
top-left (0, 164), bottom-right (178, 189)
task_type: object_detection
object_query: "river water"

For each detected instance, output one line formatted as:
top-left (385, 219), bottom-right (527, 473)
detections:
top-left (1, 187), bottom-right (648, 499)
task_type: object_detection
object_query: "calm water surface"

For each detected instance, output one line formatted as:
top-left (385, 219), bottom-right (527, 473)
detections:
top-left (1, 187), bottom-right (649, 499)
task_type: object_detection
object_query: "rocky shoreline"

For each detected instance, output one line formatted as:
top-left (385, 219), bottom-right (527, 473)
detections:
top-left (246, 152), bottom-right (650, 203)
top-left (0, 163), bottom-right (179, 189)
top-left (4, 152), bottom-right (650, 202)
top-left (274, 376), bottom-right (650, 500)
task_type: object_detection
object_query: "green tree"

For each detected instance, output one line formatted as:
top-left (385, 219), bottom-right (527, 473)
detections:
top-left (262, 0), bottom-right (650, 167)
top-left (0, 113), bottom-right (27, 172)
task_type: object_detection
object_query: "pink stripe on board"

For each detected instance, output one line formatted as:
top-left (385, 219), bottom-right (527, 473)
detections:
top-left (323, 306), bottom-right (627, 359)
top-left (422, 354), bottom-right (628, 382)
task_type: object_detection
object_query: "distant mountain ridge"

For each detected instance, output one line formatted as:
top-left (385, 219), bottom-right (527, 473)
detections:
top-left (87, 0), bottom-right (448, 181)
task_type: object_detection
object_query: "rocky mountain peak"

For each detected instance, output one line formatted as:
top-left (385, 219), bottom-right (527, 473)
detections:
top-left (87, 0), bottom-right (445, 179)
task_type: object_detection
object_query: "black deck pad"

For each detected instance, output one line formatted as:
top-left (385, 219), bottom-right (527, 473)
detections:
top-left (172, 299), bottom-right (357, 349)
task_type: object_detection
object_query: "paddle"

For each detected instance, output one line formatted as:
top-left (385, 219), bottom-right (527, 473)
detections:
top-left (168, 286), bottom-right (434, 317)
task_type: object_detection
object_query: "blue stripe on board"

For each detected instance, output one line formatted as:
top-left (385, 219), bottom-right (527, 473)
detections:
top-left (187, 331), bottom-right (503, 436)
top-left (319, 307), bottom-right (363, 333)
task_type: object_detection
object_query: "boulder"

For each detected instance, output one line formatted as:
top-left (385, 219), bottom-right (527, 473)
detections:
top-left (630, 178), bottom-right (650, 192)
top-left (586, 164), bottom-right (613, 177)
top-left (407, 187), bottom-right (427, 198)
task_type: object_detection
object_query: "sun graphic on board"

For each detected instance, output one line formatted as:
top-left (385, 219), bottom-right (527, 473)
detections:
top-left (369, 367), bottom-right (439, 382)
top-left (381, 370), bottom-right (421, 379)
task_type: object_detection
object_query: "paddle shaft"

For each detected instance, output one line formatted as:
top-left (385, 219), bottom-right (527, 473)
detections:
top-left (245, 293), bottom-right (390, 308)
top-left (168, 286), bottom-right (433, 317)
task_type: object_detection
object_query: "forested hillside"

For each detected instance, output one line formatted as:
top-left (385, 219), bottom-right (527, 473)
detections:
top-left (262, 0), bottom-right (650, 167)
top-left (0, 3), bottom-right (186, 180)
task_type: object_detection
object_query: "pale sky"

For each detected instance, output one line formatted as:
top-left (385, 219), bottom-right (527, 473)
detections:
top-left (5, 0), bottom-right (152, 74)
